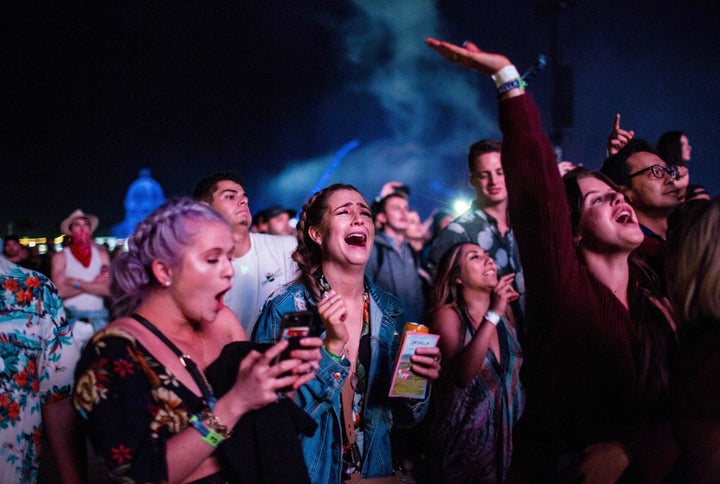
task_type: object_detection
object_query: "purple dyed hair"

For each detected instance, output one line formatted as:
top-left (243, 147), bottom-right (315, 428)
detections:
top-left (110, 197), bottom-right (228, 318)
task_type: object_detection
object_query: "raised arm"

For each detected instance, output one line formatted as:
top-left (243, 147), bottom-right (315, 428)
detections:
top-left (426, 38), bottom-right (580, 315)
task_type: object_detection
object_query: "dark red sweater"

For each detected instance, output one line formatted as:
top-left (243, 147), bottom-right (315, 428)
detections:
top-left (499, 94), bottom-right (678, 482)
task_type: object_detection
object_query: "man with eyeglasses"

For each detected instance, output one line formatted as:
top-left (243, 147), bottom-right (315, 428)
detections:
top-left (601, 139), bottom-right (681, 281)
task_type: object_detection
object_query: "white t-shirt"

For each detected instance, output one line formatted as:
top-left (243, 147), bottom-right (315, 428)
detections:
top-left (224, 233), bottom-right (298, 335)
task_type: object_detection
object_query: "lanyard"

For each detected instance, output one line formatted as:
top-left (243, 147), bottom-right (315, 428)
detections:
top-left (131, 313), bottom-right (216, 407)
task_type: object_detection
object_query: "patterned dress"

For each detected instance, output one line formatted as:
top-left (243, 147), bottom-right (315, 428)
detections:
top-left (73, 329), bottom-right (207, 483)
top-left (0, 256), bottom-right (79, 483)
top-left (429, 311), bottom-right (524, 484)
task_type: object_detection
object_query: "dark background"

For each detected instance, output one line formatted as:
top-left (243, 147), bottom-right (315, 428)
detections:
top-left (3, 1), bottom-right (719, 235)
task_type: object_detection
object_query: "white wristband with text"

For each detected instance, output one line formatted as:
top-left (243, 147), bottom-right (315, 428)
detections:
top-left (492, 65), bottom-right (521, 87)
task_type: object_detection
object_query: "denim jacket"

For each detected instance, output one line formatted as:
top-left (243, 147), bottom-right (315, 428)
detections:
top-left (252, 280), bottom-right (429, 484)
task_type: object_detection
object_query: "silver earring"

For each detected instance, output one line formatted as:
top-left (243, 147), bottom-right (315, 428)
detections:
top-left (164, 280), bottom-right (171, 287)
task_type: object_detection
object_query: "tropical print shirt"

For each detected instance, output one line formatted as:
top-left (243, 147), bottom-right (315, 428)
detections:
top-left (73, 329), bottom-right (205, 483)
top-left (0, 256), bottom-right (79, 483)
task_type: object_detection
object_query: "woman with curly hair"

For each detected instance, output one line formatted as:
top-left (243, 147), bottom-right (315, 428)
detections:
top-left (253, 183), bottom-right (440, 484)
top-left (73, 197), bottom-right (321, 483)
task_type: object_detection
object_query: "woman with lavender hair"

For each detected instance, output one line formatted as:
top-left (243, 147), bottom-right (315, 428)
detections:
top-left (73, 197), bottom-right (321, 483)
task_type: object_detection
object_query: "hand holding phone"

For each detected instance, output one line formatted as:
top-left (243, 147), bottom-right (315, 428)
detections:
top-left (277, 311), bottom-right (314, 362)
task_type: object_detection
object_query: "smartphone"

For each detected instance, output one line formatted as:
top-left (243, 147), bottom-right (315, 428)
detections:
top-left (277, 310), bottom-right (314, 362)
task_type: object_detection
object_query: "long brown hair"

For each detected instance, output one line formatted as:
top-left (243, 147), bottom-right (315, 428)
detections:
top-left (666, 197), bottom-right (720, 335)
top-left (425, 243), bottom-right (472, 324)
top-left (292, 183), bottom-right (363, 302)
top-left (563, 167), bottom-right (675, 400)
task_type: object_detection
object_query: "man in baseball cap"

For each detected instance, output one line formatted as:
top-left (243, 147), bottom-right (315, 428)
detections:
top-left (254, 205), bottom-right (297, 236)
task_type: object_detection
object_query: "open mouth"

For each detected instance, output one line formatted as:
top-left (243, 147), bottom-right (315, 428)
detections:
top-left (482, 269), bottom-right (496, 276)
top-left (345, 233), bottom-right (367, 247)
top-left (215, 287), bottom-right (231, 304)
top-left (614, 209), bottom-right (634, 224)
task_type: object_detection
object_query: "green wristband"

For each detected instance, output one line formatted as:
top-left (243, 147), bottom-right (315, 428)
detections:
top-left (189, 413), bottom-right (226, 448)
top-left (322, 345), bottom-right (343, 363)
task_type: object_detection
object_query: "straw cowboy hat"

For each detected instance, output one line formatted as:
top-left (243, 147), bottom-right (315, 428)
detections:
top-left (60, 209), bottom-right (99, 235)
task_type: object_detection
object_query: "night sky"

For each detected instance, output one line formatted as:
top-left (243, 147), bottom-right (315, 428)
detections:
top-left (4, 1), bottom-right (720, 236)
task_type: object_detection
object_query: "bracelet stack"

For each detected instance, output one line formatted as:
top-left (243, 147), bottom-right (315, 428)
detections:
top-left (189, 407), bottom-right (232, 447)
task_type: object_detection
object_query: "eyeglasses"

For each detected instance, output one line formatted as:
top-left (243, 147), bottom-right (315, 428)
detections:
top-left (627, 164), bottom-right (679, 180)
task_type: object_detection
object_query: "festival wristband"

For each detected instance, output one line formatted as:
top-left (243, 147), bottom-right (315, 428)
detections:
top-left (484, 310), bottom-right (501, 326)
top-left (492, 65), bottom-right (521, 87)
top-left (189, 409), bottom-right (231, 447)
top-left (322, 345), bottom-right (344, 363)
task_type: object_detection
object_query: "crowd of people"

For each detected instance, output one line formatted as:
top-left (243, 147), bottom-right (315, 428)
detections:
top-left (1, 35), bottom-right (718, 484)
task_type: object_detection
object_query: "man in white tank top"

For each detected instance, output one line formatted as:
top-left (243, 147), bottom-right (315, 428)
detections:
top-left (51, 209), bottom-right (111, 348)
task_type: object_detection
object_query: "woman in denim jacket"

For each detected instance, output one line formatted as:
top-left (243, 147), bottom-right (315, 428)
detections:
top-left (253, 184), bottom-right (441, 483)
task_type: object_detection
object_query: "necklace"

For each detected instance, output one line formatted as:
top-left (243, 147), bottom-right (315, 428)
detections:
top-left (343, 291), bottom-right (370, 391)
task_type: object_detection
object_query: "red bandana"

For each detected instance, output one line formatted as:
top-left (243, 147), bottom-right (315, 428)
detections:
top-left (70, 241), bottom-right (92, 267)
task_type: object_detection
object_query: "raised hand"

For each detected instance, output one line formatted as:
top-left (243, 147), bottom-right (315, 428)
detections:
top-left (558, 161), bottom-right (581, 177)
top-left (490, 273), bottom-right (520, 317)
top-left (425, 38), bottom-right (510, 76)
top-left (379, 181), bottom-right (405, 199)
top-left (316, 289), bottom-right (349, 356)
top-left (606, 113), bottom-right (635, 156)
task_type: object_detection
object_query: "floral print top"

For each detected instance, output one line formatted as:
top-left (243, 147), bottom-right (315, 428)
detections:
top-left (73, 328), bottom-right (206, 483)
top-left (0, 256), bottom-right (79, 483)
